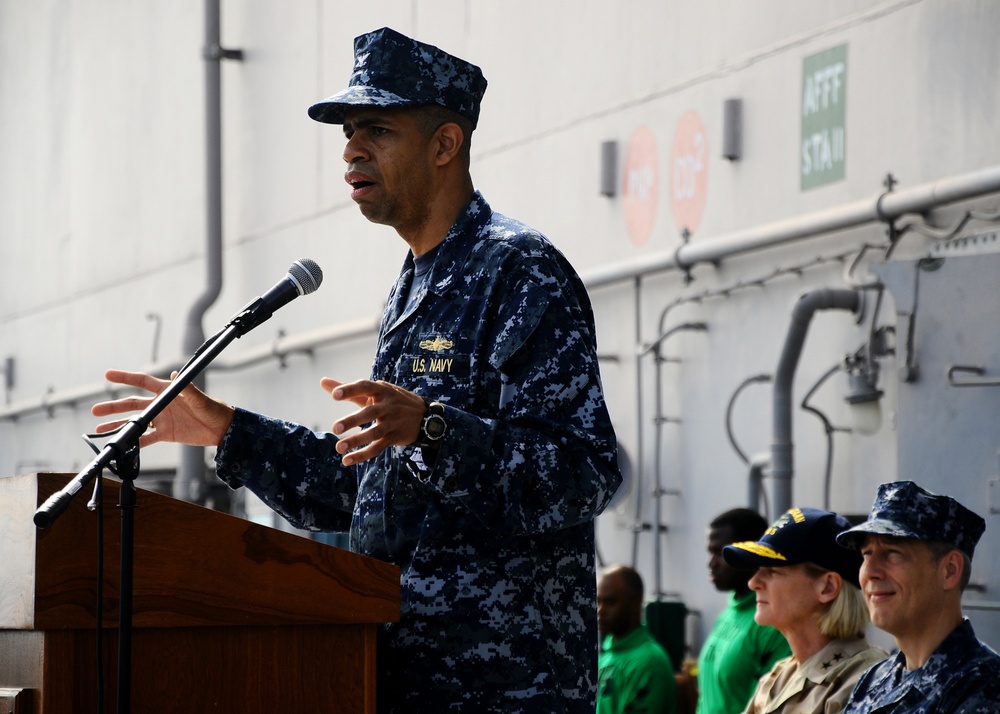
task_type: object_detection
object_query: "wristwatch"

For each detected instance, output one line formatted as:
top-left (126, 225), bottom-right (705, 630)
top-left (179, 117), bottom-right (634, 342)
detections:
top-left (417, 399), bottom-right (447, 448)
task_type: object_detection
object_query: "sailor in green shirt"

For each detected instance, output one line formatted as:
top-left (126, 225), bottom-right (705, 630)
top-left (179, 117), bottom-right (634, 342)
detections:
top-left (598, 565), bottom-right (677, 714)
top-left (693, 509), bottom-right (790, 714)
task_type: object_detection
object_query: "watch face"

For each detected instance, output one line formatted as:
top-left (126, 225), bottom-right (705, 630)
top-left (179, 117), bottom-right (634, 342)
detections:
top-left (424, 414), bottom-right (447, 440)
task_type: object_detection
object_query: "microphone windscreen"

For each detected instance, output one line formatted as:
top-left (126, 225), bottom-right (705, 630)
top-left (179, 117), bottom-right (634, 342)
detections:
top-left (288, 258), bottom-right (323, 296)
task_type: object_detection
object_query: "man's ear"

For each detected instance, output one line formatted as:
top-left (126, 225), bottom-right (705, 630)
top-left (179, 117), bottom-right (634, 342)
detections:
top-left (941, 550), bottom-right (965, 591)
top-left (432, 122), bottom-right (465, 166)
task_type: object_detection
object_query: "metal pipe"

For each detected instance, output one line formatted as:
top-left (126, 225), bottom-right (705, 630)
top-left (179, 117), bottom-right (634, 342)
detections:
top-left (8, 165), bottom-right (1000, 435)
top-left (175, 0), bottom-right (231, 503)
top-left (747, 453), bottom-right (770, 519)
top-left (963, 600), bottom-right (1000, 612)
top-left (582, 164), bottom-right (1000, 289)
top-left (799, 363), bottom-right (847, 510)
top-left (724, 373), bottom-right (773, 465)
top-left (648, 322), bottom-right (707, 598)
top-left (631, 276), bottom-right (644, 570)
top-left (771, 289), bottom-right (860, 515)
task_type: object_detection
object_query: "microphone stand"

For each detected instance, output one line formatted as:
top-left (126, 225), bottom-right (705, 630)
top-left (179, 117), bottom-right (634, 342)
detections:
top-left (33, 315), bottom-right (252, 714)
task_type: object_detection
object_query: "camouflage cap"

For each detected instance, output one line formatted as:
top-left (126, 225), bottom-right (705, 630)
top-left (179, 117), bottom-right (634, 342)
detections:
top-left (836, 481), bottom-right (986, 560)
top-left (308, 27), bottom-right (487, 128)
top-left (723, 507), bottom-right (862, 587)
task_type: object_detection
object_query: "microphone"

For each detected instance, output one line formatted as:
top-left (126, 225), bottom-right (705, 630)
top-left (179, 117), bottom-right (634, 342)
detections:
top-left (33, 259), bottom-right (324, 530)
top-left (228, 258), bottom-right (323, 337)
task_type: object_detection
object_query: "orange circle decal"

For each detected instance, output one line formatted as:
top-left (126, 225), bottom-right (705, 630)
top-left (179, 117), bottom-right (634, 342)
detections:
top-left (669, 111), bottom-right (709, 235)
top-left (622, 125), bottom-right (659, 246)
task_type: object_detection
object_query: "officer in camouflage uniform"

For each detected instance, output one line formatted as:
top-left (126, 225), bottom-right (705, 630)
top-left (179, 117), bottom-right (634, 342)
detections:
top-left (836, 481), bottom-right (1000, 713)
top-left (94, 27), bottom-right (622, 714)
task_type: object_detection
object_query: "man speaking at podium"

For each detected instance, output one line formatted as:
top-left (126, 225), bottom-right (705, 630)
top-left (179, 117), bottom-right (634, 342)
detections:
top-left (93, 27), bottom-right (622, 714)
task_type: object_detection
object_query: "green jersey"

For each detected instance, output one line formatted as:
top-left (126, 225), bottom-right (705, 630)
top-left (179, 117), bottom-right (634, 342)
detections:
top-left (598, 625), bottom-right (678, 714)
top-left (695, 591), bottom-right (790, 714)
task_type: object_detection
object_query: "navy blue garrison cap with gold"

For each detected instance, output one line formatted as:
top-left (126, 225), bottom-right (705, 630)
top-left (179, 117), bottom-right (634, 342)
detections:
top-left (836, 480), bottom-right (986, 560)
top-left (308, 27), bottom-right (488, 128)
top-left (723, 507), bottom-right (863, 587)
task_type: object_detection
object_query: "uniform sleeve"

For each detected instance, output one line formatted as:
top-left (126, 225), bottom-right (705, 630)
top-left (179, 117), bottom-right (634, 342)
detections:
top-left (214, 407), bottom-right (357, 532)
top-left (411, 251), bottom-right (623, 535)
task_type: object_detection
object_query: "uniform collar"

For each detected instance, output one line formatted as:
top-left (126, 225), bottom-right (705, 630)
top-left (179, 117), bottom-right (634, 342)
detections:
top-left (801, 636), bottom-right (873, 684)
top-left (386, 191), bottom-right (491, 333)
top-left (732, 590), bottom-right (757, 609)
top-left (413, 190), bottom-right (492, 298)
top-left (872, 619), bottom-right (979, 698)
top-left (601, 625), bottom-right (652, 654)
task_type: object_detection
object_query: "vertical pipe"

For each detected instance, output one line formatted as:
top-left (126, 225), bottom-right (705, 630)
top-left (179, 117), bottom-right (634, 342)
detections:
top-left (771, 289), bottom-right (859, 515)
top-left (747, 454), bottom-right (769, 519)
top-left (649, 322), bottom-right (706, 597)
top-left (175, 0), bottom-right (225, 502)
top-left (631, 275), bottom-right (644, 569)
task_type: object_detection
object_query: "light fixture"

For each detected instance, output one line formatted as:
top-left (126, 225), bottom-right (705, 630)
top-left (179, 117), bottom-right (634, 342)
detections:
top-left (1, 356), bottom-right (13, 405)
top-left (600, 140), bottom-right (618, 197)
top-left (722, 98), bottom-right (742, 161)
top-left (1, 356), bottom-right (12, 390)
top-left (844, 352), bottom-right (883, 435)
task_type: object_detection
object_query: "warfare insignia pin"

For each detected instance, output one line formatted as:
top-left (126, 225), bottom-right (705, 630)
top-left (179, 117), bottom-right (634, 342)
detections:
top-left (419, 336), bottom-right (454, 352)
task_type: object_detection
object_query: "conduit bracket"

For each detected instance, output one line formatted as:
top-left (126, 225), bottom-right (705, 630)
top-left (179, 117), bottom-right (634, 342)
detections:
top-left (204, 43), bottom-right (244, 61)
top-left (876, 172), bottom-right (901, 249)
top-left (675, 228), bottom-right (695, 284)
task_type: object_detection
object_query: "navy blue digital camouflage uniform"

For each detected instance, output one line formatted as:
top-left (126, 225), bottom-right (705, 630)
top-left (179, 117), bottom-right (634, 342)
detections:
top-left (843, 619), bottom-right (1000, 713)
top-left (838, 481), bottom-right (1000, 713)
top-left (215, 189), bottom-right (622, 712)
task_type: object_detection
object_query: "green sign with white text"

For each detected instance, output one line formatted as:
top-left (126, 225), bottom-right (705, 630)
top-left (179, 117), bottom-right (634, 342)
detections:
top-left (801, 44), bottom-right (847, 190)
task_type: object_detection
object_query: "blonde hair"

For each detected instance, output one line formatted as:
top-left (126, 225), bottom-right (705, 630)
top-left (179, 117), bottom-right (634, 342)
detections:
top-left (802, 562), bottom-right (869, 639)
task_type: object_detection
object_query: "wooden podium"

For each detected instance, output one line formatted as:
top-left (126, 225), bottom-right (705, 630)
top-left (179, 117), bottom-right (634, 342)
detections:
top-left (0, 473), bottom-right (400, 713)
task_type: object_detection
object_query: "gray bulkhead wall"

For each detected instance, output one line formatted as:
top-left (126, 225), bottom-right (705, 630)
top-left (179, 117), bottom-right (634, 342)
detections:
top-left (873, 246), bottom-right (1000, 644)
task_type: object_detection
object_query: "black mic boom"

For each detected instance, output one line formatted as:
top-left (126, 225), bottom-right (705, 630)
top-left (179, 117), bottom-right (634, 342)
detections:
top-left (33, 259), bottom-right (323, 530)
top-left (228, 258), bottom-right (323, 337)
